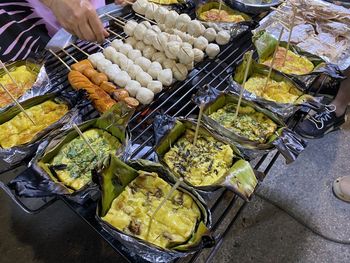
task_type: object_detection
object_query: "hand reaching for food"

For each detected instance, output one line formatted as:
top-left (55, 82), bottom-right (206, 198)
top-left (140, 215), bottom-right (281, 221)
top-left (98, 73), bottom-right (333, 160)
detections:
top-left (114, 0), bottom-right (135, 6)
top-left (41, 0), bottom-right (109, 42)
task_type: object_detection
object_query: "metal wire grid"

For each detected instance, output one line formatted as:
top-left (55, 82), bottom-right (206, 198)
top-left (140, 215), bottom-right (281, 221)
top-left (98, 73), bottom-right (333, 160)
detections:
top-left (1, 9), bottom-right (291, 263)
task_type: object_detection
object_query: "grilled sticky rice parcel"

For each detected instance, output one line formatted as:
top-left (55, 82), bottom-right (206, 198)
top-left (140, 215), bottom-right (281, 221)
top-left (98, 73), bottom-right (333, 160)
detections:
top-left (209, 103), bottom-right (277, 143)
top-left (102, 171), bottom-right (201, 248)
top-left (262, 47), bottom-right (314, 75)
top-left (243, 74), bottom-right (302, 104)
top-left (164, 129), bottom-right (234, 187)
top-left (0, 100), bottom-right (68, 148)
top-left (50, 129), bottom-right (121, 190)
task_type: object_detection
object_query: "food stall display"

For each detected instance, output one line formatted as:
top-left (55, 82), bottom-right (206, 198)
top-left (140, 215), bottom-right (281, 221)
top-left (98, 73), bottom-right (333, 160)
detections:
top-left (0, 0), bottom-right (349, 262)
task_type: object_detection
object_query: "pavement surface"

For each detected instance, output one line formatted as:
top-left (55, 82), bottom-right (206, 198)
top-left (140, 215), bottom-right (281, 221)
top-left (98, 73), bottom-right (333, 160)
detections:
top-left (1, 116), bottom-right (350, 263)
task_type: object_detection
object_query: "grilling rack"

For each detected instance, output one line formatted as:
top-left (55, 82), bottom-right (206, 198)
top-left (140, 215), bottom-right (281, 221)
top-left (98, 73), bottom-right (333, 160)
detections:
top-left (0, 4), bottom-right (311, 263)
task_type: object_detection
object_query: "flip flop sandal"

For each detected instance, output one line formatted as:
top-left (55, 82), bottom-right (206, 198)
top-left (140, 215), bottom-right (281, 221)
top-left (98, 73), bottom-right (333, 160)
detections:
top-left (333, 176), bottom-right (350, 203)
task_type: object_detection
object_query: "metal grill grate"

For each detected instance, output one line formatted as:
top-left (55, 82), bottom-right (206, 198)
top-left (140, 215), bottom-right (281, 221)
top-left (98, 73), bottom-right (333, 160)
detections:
top-left (0, 6), bottom-right (307, 263)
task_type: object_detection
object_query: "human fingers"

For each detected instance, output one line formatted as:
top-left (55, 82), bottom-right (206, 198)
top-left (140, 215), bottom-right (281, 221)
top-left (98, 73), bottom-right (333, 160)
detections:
top-left (77, 18), bottom-right (97, 42)
top-left (87, 11), bottom-right (106, 43)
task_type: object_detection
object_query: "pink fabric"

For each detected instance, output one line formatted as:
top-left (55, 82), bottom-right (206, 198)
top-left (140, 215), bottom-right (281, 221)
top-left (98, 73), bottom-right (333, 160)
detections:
top-left (26, 0), bottom-right (106, 36)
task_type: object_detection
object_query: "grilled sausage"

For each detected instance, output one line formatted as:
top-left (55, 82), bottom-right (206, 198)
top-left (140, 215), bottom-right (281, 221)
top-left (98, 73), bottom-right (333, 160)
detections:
top-left (71, 59), bottom-right (93, 72)
top-left (91, 72), bottom-right (108, 86)
top-left (100, 81), bottom-right (117, 94)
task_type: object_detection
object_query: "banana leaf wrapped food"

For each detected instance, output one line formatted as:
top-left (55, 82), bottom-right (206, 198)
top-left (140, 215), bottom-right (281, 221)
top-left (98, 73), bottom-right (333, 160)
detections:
top-left (232, 51), bottom-right (323, 118)
top-left (196, 1), bottom-right (253, 35)
top-left (9, 102), bottom-right (133, 204)
top-left (154, 114), bottom-right (260, 200)
top-left (0, 91), bottom-right (86, 171)
top-left (196, 1), bottom-right (251, 23)
top-left (253, 30), bottom-right (344, 90)
top-left (193, 85), bottom-right (307, 163)
top-left (0, 59), bottom-right (52, 114)
top-left (95, 156), bottom-right (213, 262)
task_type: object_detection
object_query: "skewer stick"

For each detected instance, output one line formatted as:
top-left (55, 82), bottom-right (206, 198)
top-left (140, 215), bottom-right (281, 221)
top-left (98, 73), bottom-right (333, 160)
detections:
top-left (146, 177), bottom-right (183, 241)
top-left (193, 103), bottom-right (204, 145)
top-left (282, 7), bottom-right (297, 66)
top-left (104, 13), bottom-right (127, 31)
top-left (48, 49), bottom-right (71, 70)
top-left (72, 123), bottom-right (98, 156)
top-left (60, 49), bottom-right (78, 63)
top-left (218, 0), bottom-right (223, 21)
top-left (70, 43), bottom-right (90, 56)
top-left (0, 83), bottom-right (36, 125)
top-left (135, 13), bottom-right (157, 25)
top-left (263, 27), bottom-right (284, 92)
top-left (105, 28), bottom-right (124, 39)
top-left (0, 60), bottom-right (36, 125)
top-left (107, 15), bottom-right (126, 26)
top-left (235, 51), bottom-right (253, 119)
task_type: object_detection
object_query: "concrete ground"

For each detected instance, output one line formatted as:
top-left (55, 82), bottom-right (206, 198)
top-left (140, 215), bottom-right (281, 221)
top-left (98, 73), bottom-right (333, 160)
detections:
top-left (1, 115), bottom-right (350, 263)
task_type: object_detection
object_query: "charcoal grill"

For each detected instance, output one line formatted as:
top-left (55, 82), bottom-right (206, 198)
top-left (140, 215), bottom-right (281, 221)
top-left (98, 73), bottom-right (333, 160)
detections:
top-left (0, 3), bottom-right (313, 263)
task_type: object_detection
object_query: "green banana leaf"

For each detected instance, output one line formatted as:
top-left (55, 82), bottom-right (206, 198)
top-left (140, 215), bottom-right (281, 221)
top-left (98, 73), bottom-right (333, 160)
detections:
top-left (0, 90), bottom-right (86, 171)
top-left (192, 84), bottom-right (307, 163)
top-left (232, 51), bottom-right (323, 118)
top-left (95, 155), bottom-right (213, 262)
top-left (154, 114), bottom-right (259, 201)
top-left (11, 102), bottom-right (133, 204)
top-left (252, 30), bottom-right (343, 89)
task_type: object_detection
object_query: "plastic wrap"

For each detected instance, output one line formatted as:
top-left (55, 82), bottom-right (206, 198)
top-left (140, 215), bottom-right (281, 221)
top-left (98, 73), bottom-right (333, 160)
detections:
top-left (0, 59), bottom-right (53, 114)
top-left (95, 156), bottom-right (214, 263)
top-left (153, 114), bottom-right (260, 200)
top-left (193, 85), bottom-right (307, 163)
top-left (196, 0), bottom-right (254, 35)
top-left (232, 52), bottom-right (324, 118)
top-left (253, 30), bottom-right (344, 90)
top-left (0, 90), bottom-right (87, 172)
top-left (9, 102), bottom-right (134, 205)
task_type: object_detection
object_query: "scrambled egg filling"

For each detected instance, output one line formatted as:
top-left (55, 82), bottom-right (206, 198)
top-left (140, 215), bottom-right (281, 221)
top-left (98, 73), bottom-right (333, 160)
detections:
top-left (164, 129), bottom-right (234, 186)
top-left (200, 9), bottom-right (245, 23)
top-left (50, 129), bottom-right (121, 190)
top-left (244, 73), bottom-right (302, 104)
top-left (209, 103), bottom-right (277, 143)
top-left (0, 65), bottom-right (37, 108)
top-left (102, 172), bottom-right (201, 248)
top-left (0, 100), bottom-right (68, 148)
top-left (263, 47), bottom-right (314, 75)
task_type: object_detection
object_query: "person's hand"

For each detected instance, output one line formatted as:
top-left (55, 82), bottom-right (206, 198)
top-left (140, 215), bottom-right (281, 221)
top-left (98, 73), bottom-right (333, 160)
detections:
top-left (42, 0), bottom-right (109, 43)
top-left (114, 0), bottom-right (135, 6)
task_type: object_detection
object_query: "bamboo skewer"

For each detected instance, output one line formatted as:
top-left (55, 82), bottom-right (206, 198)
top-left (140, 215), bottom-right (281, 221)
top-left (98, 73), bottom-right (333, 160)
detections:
top-left (235, 51), bottom-right (253, 119)
top-left (48, 49), bottom-right (71, 70)
top-left (282, 7), bottom-right (297, 66)
top-left (0, 83), bottom-right (36, 125)
top-left (108, 15), bottom-right (126, 26)
top-left (135, 13), bottom-right (157, 25)
top-left (146, 177), bottom-right (183, 241)
top-left (105, 28), bottom-right (124, 39)
top-left (70, 43), bottom-right (90, 57)
top-left (218, 0), bottom-right (223, 22)
top-left (263, 27), bottom-right (284, 92)
top-left (72, 123), bottom-right (98, 157)
top-left (60, 49), bottom-right (78, 63)
top-left (193, 103), bottom-right (204, 145)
